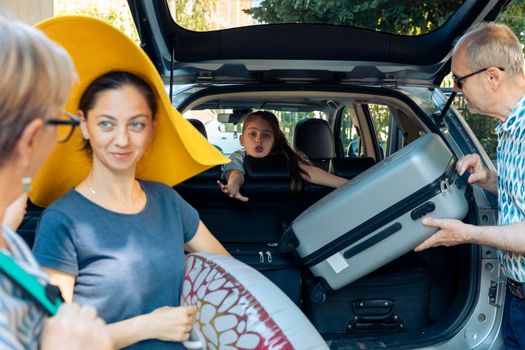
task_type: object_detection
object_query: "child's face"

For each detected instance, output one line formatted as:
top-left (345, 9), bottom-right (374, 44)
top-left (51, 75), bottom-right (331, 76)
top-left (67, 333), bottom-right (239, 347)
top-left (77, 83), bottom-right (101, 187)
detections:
top-left (240, 117), bottom-right (275, 158)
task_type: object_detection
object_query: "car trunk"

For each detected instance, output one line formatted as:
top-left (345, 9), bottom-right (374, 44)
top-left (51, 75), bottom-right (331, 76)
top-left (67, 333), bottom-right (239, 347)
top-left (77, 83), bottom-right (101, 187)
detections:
top-left (173, 84), bottom-right (484, 349)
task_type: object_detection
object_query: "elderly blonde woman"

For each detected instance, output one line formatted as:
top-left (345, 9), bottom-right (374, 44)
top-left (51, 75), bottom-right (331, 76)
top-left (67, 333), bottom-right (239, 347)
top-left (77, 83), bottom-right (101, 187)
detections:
top-left (0, 15), bottom-right (112, 349)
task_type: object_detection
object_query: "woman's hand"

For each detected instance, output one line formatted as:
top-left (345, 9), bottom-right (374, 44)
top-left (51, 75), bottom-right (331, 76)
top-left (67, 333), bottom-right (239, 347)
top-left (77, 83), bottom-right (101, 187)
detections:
top-left (40, 303), bottom-right (113, 350)
top-left (145, 305), bottom-right (197, 342)
top-left (107, 304), bottom-right (198, 348)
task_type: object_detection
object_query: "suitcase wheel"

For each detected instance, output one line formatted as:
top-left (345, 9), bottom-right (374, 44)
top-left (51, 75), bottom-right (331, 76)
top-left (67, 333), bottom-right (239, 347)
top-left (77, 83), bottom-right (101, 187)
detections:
top-left (309, 282), bottom-right (327, 303)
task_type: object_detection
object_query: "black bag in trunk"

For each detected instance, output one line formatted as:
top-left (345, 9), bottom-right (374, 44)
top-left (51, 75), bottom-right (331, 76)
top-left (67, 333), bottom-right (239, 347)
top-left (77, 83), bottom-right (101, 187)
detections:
top-left (304, 265), bottom-right (431, 334)
top-left (200, 208), bottom-right (302, 305)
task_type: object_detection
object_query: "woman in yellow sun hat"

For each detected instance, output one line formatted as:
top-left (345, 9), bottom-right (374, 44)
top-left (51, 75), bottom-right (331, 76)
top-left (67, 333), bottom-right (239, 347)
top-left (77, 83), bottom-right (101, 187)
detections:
top-left (31, 16), bottom-right (229, 350)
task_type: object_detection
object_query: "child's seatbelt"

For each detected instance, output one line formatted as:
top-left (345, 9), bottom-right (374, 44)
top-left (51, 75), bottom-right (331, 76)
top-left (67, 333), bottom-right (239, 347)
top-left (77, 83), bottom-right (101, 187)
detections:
top-left (0, 251), bottom-right (62, 315)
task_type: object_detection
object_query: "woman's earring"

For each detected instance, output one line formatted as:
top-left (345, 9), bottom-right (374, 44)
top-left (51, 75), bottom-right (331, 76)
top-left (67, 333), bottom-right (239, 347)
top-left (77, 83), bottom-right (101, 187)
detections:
top-left (22, 176), bottom-right (32, 193)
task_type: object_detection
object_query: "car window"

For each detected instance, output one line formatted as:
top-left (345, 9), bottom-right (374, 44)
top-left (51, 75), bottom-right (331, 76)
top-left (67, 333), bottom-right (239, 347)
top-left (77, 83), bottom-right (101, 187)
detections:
top-left (440, 79), bottom-right (498, 161)
top-left (166, 0), bottom-right (463, 36)
top-left (368, 104), bottom-right (392, 159)
top-left (338, 106), bottom-right (362, 158)
top-left (183, 109), bottom-right (325, 156)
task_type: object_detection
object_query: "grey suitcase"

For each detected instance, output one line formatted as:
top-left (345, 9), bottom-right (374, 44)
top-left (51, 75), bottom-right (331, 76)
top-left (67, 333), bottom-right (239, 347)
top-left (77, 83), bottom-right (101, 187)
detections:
top-left (280, 133), bottom-right (469, 291)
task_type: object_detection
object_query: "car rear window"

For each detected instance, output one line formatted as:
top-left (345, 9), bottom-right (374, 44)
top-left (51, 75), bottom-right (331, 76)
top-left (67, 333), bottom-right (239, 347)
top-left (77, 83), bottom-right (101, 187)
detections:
top-left (166, 0), bottom-right (463, 36)
top-left (183, 109), bottom-right (326, 156)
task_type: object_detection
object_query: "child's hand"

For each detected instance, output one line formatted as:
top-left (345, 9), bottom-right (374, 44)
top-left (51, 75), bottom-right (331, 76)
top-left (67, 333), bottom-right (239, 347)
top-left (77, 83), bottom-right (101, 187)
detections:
top-left (217, 180), bottom-right (249, 202)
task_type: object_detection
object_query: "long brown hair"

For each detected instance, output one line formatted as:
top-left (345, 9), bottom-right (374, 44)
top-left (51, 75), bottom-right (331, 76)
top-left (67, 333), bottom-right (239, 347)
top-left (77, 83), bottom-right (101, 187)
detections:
top-left (242, 111), bottom-right (310, 191)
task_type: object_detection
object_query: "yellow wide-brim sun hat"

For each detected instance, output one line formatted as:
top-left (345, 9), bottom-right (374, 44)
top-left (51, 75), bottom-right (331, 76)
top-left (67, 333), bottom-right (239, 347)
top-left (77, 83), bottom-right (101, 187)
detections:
top-left (31, 16), bottom-right (228, 207)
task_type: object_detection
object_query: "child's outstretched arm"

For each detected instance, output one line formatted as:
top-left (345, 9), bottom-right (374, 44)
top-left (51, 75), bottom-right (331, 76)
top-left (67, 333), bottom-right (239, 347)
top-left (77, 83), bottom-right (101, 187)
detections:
top-left (299, 163), bottom-right (349, 188)
top-left (217, 170), bottom-right (249, 202)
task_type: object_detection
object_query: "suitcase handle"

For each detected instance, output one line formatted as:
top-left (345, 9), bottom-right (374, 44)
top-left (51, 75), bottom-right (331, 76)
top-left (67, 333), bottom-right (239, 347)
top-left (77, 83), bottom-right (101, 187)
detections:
top-left (343, 223), bottom-right (402, 259)
top-left (454, 170), bottom-right (470, 189)
top-left (410, 201), bottom-right (436, 220)
top-left (349, 299), bottom-right (405, 332)
top-left (353, 299), bottom-right (394, 319)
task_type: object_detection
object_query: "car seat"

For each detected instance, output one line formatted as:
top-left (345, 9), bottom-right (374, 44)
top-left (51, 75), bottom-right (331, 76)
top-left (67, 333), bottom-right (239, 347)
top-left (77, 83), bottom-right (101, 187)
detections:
top-left (187, 118), bottom-right (207, 138)
top-left (293, 118), bottom-right (335, 171)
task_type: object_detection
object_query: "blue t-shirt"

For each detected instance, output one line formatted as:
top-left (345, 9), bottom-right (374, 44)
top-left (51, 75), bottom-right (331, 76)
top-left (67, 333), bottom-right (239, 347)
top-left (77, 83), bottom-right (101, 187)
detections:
top-left (33, 180), bottom-right (199, 350)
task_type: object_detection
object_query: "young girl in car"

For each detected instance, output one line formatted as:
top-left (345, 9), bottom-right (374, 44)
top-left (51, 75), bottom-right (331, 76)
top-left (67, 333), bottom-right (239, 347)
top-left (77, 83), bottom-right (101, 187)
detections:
top-left (217, 110), bottom-right (348, 201)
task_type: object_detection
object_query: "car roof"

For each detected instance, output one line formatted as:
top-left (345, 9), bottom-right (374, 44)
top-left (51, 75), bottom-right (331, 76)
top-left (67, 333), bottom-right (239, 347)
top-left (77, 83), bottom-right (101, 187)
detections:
top-left (128, 0), bottom-right (509, 87)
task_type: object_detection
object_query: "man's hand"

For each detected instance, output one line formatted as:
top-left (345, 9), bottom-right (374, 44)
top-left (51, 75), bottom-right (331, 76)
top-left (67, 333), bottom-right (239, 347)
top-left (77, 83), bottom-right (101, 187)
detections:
top-left (40, 303), bottom-right (112, 350)
top-left (415, 217), bottom-right (475, 252)
top-left (456, 154), bottom-right (497, 192)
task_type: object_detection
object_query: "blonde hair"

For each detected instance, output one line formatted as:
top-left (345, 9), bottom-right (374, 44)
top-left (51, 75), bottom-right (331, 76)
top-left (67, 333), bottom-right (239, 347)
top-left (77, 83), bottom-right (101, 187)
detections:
top-left (0, 15), bottom-right (77, 165)
top-left (460, 22), bottom-right (524, 78)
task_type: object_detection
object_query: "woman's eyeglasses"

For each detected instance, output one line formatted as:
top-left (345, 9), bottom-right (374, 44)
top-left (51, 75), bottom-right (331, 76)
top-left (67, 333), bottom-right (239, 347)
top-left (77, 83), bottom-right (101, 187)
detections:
top-left (452, 67), bottom-right (505, 89)
top-left (45, 112), bottom-right (80, 143)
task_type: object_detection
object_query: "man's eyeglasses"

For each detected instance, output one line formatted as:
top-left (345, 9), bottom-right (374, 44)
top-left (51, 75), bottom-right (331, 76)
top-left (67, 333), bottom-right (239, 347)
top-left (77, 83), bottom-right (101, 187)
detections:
top-left (452, 66), bottom-right (505, 89)
top-left (45, 112), bottom-right (80, 143)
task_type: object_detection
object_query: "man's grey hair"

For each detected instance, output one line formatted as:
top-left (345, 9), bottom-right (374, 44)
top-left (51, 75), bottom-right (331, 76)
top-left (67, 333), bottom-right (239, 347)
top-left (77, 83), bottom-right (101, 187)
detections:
top-left (458, 22), bottom-right (524, 78)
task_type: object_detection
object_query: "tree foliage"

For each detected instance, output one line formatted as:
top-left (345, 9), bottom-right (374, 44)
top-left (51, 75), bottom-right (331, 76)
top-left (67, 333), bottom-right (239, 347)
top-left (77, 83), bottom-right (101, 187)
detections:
top-left (497, 1), bottom-right (525, 50)
top-left (245, 0), bottom-right (463, 35)
top-left (54, 0), bottom-right (139, 43)
top-left (167, 0), bottom-right (215, 31)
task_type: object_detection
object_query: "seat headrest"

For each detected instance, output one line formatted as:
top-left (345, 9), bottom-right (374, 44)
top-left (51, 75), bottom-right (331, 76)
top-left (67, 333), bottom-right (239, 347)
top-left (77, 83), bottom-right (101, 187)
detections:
top-left (187, 118), bottom-right (207, 139)
top-left (293, 119), bottom-right (335, 159)
top-left (244, 154), bottom-right (290, 180)
top-left (184, 165), bottom-right (222, 182)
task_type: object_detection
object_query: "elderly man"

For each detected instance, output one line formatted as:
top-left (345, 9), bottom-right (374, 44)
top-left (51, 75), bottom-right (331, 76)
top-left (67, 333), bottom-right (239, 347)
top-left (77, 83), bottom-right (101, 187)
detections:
top-left (415, 22), bottom-right (525, 349)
